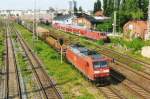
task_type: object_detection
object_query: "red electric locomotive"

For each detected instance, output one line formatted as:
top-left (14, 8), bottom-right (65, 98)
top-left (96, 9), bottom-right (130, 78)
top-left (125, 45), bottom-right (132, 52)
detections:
top-left (66, 44), bottom-right (111, 81)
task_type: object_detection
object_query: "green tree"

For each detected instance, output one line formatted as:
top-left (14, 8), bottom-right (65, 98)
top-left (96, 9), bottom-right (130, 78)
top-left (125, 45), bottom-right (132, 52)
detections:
top-left (103, 0), bottom-right (108, 15)
top-left (97, 0), bottom-right (102, 11)
top-left (130, 38), bottom-right (144, 51)
top-left (94, 2), bottom-right (98, 13)
top-left (104, 0), bottom-right (114, 16)
top-left (79, 6), bottom-right (83, 13)
top-left (119, 0), bottom-right (145, 26)
top-left (93, 0), bottom-right (102, 13)
top-left (137, 0), bottom-right (149, 19)
top-left (74, 4), bottom-right (78, 13)
top-left (97, 0), bottom-right (149, 32)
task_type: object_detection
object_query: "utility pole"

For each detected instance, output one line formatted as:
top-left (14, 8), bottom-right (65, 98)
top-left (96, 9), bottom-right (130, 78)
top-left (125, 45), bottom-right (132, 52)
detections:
top-left (36, 9), bottom-right (40, 40)
top-left (33, 0), bottom-right (37, 52)
top-left (59, 38), bottom-right (64, 64)
top-left (146, 0), bottom-right (150, 40)
top-left (113, 0), bottom-right (117, 36)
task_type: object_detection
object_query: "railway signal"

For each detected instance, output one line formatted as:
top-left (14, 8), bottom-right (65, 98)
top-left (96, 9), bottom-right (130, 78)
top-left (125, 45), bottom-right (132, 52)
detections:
top-left (59, 38), bottom-right (64, 63)
top-left (59, 38), bottom-right (64, 46)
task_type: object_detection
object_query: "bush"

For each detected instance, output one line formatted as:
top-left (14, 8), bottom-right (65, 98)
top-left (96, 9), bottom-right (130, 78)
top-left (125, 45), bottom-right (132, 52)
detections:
top-left (96, 21), bottom-right (112, 32)
top-left (132, 64), bottom-right (142, 71)
top-left (45, 20), bottom-right (50, 25)
top-left (129, 38), bottom-right (144, 51)
top-left (97, 40), bottom-right (104, 45)
top-left (111, 37), bottom-right (144, 51)
top-left (111, 37), bottom-right (126, 46)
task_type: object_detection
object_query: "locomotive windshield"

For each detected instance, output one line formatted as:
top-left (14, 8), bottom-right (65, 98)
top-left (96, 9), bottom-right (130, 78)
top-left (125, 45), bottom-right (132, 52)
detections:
top-left (93, 61), bottom-right (108, 68)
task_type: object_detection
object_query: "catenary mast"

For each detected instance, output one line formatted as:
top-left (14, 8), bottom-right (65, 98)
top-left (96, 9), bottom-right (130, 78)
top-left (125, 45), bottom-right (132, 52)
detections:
top-left (146, 0), bottom-right (150, 40)
top-left (113, 0), bottom-right (117, 35)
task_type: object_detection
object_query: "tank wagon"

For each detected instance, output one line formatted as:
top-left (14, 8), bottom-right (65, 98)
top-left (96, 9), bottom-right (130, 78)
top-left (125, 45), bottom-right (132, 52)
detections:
top-left (52, 23), bottom-right (108, 41)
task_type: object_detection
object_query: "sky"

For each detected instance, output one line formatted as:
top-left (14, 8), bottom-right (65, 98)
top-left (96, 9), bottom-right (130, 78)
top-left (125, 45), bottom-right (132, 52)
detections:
top-left (0, 0), bottom-right (103, 10)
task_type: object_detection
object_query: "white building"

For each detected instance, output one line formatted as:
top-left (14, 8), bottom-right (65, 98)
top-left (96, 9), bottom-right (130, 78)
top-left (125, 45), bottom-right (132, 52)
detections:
top-left (0, 10), bottom-right (23, 16)
top-left (52, 14), bottom-right (75, 25)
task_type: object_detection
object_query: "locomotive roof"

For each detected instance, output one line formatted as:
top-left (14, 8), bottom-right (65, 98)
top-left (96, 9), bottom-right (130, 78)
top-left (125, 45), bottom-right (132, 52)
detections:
top-left (70, 44), bottom-right (101, 59)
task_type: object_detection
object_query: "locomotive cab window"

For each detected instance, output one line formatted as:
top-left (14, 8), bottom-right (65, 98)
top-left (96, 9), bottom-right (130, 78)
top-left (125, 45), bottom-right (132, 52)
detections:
top-left (93, 61), bottom-right (108, 68)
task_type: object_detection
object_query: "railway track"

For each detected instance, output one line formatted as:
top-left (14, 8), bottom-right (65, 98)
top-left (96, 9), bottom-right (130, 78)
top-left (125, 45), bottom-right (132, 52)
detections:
top-left (49, 28), bottom-right (150, 74)
top-left (48, 30), bottom-right (150, 99)
top-left (5, 22), bottom-right (22, 98)
top-left (49, 34), bottom-right (150, 98)
top-left (96, 47), bottom-right (150, 75)
top-left (101, 46), bottom-right (150, 68)
top-left (98, 86), bottom-right (126, 99)
top-left (20, 23), bottom-right (150, 74)
top-left (19, 23), bottom-right (150, 99)
top-left (49, 29), bottom-right (150, 75)
top-left (19, 24), bottom-right (128, 99)
top-left (111, 69), bottom-right (150, 99)
top-left (111, 63), bottom-right (150, 91)
top-left (0, 20), bottom-right (7, 99)
top-left (47, 29), bottom-right (150, 79)
top-left (12, 24), bottom-right (62, 99)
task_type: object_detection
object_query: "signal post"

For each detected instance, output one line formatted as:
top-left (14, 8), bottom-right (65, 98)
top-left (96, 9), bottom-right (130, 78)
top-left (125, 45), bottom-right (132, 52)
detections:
top-left (59, 38), bottom-right (64, 63)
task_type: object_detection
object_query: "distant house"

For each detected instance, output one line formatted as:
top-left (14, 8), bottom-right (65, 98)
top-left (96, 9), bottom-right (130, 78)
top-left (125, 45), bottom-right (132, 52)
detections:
top-left (123, 20), bottom-right (149, 40)
top-left (0, 10), bottom-right (22, 16)
top-left (73, 13), bottom-right (103, 29)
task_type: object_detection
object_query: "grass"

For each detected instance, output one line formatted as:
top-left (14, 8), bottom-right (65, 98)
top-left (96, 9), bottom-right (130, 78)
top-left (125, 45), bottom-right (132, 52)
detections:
top-left (0, 20), bottom-right (5, 83)
top-left (131, 64), bottom-right (142, 71)
top-left (15, 23), bottom-right (104, 99)
top-left (47, 27), bottom-right (147, 71)
top-left (0, 23), bottom-right (5, 69)
top-left (16, 43), bottom-right (38, 98)
top-left (38, 24), bottom-right (51, 29)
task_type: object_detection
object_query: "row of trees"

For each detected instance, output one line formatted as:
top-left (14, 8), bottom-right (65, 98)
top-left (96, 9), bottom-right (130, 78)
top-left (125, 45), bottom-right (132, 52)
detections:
top-left (93, 0), bottom-right (102, 13)
top-left (94, 0), bottom-right (149, 32)
top-left (74, 6), bottom-right (83, 13)
top-left (103, 0), bottom-right (148, 19)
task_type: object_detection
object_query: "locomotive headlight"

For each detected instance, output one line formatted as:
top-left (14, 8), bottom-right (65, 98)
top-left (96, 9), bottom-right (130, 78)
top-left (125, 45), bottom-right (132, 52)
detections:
top-left (94, 71), bottom-right (100, 74)
top-left (94, 69), bottom-right (109, 74)
top-left (103, 69), bottom-right (110, 73)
